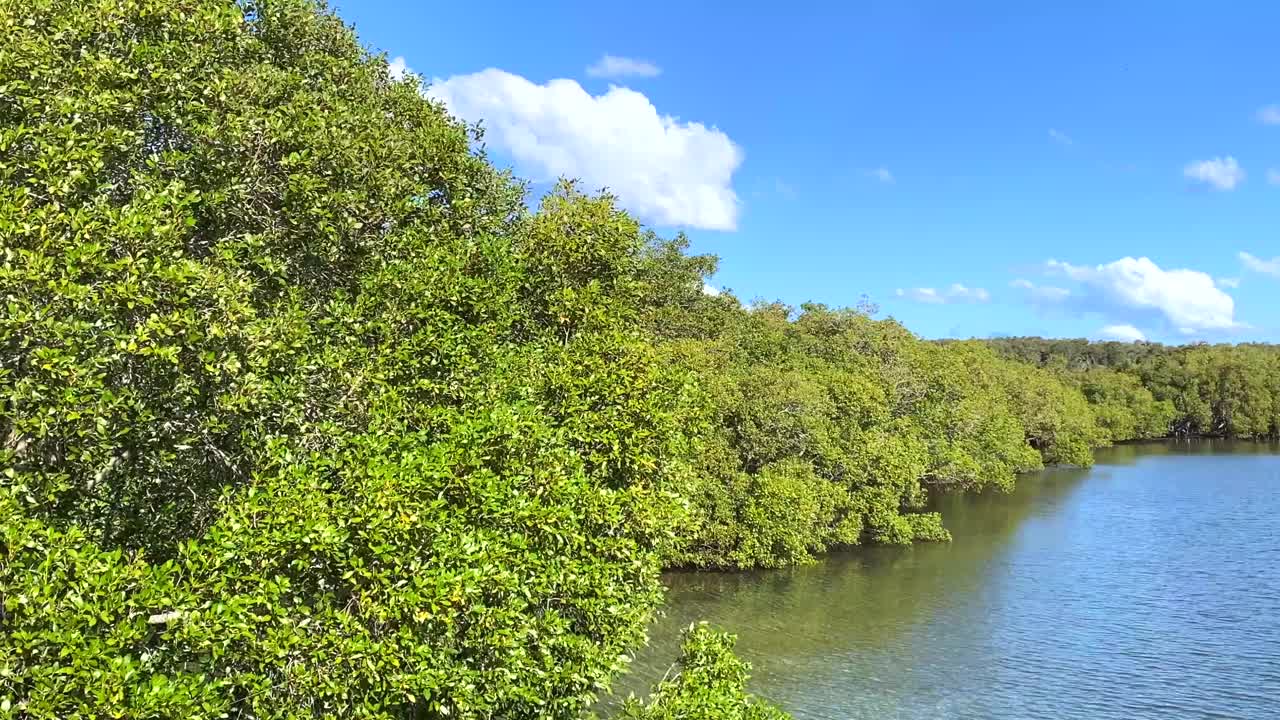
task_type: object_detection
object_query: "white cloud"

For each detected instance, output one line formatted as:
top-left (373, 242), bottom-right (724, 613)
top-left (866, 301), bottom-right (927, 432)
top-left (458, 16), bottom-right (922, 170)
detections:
top-left (896, 283), bottom-right (990, 304)
top-left (1257, 105), bottom-right (1280, 125)
top-left (1048, 128), bottom-right (1073, 145)
top-left (866, 167), bottom-right (894, 184)
top-left (701, 282), bottom-right (721, 297)
top-left (1240, 251), bottom-right (1280, 278)
top-left (1183, 156), bottom-right (1245, 191)
top-left (1217, 277), bottom-right (1241, 289)
top-left (427, 69), bottom-right (743, 230)
top-left (388, 56), bottom-right (411, 82)
top-left (1268, 169), bottom-right (1280, 185)
top-left (586, 55), bottom-right (662, 79)
top-left (1046, 256), bottom-right (1239, 334)
top-left (1099, 324), bottom-right (1146, 342)
top-left (1011, 278), bottom-right (1070, 303)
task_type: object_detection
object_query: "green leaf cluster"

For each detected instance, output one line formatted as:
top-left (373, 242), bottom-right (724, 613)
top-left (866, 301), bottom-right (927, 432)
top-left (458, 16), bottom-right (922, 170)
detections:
top-left (612, 624), bottom-right (786, 720)
top-left (989, 338), bottom-right (1280, 439)
top-left (1, 1), bottom-right (700, 716)
top-left (655, 301), bottom-right (1102, 569)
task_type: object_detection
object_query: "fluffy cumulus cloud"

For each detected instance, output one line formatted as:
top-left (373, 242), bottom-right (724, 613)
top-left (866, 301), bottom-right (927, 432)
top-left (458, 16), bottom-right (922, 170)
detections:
top-left (1240, 251), bottom-right (1280, 278)
top-left (1045, 257), bottom-right (1240, 334)
top-left (1183, 156), bottom-right (1245, 190)
top-left (896, 284), bottom-right (990, 304)
top-left (1257, 105), bottom-right (1280, 125)
top-left (701, 282), bottom-right (721, 297)
top-left (427, 69), bottom-right (743, 230)
top-left (586, 55), bottom-right (661, 79)
top-left (1099, 324), bottom-right (1147, 342)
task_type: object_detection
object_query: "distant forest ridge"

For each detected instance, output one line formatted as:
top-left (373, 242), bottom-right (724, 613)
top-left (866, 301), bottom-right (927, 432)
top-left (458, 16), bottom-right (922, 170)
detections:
top-left (982, 336), bottom-right (1280, 438)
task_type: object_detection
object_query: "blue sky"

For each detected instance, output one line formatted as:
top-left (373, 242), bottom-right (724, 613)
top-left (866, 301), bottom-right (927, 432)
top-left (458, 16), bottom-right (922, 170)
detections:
top-left (338, 1), bottom-right (1280, 343)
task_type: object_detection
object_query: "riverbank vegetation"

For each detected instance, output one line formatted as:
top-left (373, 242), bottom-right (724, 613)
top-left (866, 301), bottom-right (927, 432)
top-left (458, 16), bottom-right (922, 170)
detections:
top-left (654, 298), bottom-right (1098, 568)
top-left (1, 1), bottom-right (1275, 717)
top-left (988, 338), bottom-right (1280, 439)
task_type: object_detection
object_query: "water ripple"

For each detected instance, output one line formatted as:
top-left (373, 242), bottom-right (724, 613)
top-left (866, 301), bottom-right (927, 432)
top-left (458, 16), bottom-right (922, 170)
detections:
top-left (625, 441), bottom-right (1280, 720)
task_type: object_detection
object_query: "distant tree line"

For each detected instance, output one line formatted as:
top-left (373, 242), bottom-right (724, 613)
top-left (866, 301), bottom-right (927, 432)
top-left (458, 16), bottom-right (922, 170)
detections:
top-left (3, 1), bottom-right (1275, 718)
top-left (986, 337), bottom-right (1280, 439)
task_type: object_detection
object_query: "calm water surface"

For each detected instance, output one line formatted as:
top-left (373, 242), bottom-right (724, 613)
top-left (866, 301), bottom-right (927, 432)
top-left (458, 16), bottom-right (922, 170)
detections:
top-left (624, 440), bottom-right (1280, 719)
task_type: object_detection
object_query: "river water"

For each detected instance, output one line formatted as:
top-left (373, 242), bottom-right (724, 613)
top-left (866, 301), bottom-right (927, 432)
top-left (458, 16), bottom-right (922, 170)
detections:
top-left (623, 440), bottom-right (1280, 719)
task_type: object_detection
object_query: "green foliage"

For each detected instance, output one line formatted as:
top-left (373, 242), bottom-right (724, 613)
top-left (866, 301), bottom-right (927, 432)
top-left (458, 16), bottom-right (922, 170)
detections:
top-left (985, 359), bottom-right (1103, 467)
top-left (11, 0), bottom-right (1275, 715)
top-left (989, 338), bottom-right (1280, 439)
top-left (614, 625), bottom-right (787, 720)
top-left (2, 0), bottom-right (522, 552)
top-left (903, 512), bottom-right (951, 542)
top-left (660, 303), bottom-right (1095, 569)
top-left (1064, 369), bottom-right (1176, 442)
top-left (1, 0), bottom-right (704, 716)
top-left (729, 459), bottom-right (848, 568)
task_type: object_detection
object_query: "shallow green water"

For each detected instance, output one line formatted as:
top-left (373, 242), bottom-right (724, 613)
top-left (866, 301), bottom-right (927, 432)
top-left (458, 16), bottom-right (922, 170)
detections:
top-left (623, 440), bottom-right (1280, 719)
